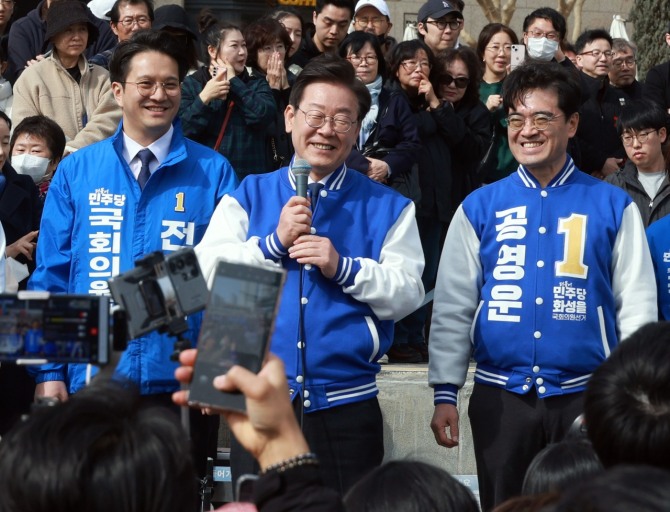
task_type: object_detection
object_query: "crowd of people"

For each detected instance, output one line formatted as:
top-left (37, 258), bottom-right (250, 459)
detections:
top-left (0, 0), bottom-right (669, 510)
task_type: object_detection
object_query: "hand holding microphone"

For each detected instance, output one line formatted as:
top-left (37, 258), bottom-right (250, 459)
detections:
top-left (276, 159), bottom-right (312, 248)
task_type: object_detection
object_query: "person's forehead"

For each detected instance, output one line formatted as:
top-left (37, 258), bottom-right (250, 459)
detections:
top-left (127, 51), bottom-right (178, 76)
top-left (584, 38), bottom-right (611, 49)
top-left (513, 88), bottom-right (561, 111)
top-left (301, 82), bottom-right (357, 114)
top-left (318, 4), bottom-right (352, 21)
top-left (118, 2), bottom-right (149, 16)
top-left (527, 17), bottom-right (557, 32)
top-left (613, 46), bottom-right (634, 57)
top-left (15, 132), bottom-right (48, 146)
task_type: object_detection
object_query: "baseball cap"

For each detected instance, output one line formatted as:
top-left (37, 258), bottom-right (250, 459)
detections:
top-left (418, 0), bottom-right (463, 23)
top-left (354, 0), bottom-right (390, 18)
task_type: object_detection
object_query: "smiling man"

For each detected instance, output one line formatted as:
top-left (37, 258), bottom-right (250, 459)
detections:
top-left (196, 54), bottom-right (424, 495)
top-left (428, 62), bottom-right (657, 511)
top-left (28, 29), bottom-right (238, 483)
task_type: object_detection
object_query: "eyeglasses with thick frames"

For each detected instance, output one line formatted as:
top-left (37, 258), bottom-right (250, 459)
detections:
top-left (347, 54), bottom-right (378, 66)
top-left (400, 60), bottom-right (431, 72)
top-left (440, 74), bottom-right (470, 89)
top-left (425, 19), bottom-right (462, 31)
top-left (123, 80), bottom-right (181, 97)
top-left (486, 44), bottom-right (512, 54)
top-left (579, 49), bottom-right (613, 59)
top-left (296, 107), bottom-right (356, 133)
top-left (611, 57), bottom-right (636, 69)
top-left (502, 113), bottom-right (564, 131)
top-left (525, 29), bottom-right (559, 41)
top-left (621, 130), bottom-right (657, 146)
top-left (118, 16), bottom-right (151, 28)
top-left (354, 16), bottom-right (386, 27)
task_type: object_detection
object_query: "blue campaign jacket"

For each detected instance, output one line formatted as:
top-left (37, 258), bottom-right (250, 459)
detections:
top-left (646, 215), bottom-right (670, 321)
top-left (28, 120), bottom-right (238, 394)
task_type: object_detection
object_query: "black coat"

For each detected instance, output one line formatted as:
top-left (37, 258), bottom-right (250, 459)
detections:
top-left (575, 73), bottom-right (627, 174)
top-left (0, 162), bottom-right (42, 269)
top-left (645, 60), bottom-right (670, 113)
top-left (346, 82), bottom-right (421, 179)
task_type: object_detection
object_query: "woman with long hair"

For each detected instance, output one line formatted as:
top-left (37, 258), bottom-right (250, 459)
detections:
top-left (476, 23), bottom-right (519, 182)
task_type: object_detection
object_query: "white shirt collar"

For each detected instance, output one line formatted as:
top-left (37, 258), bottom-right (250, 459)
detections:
top-left (122, 125), bottom-right (174, 178)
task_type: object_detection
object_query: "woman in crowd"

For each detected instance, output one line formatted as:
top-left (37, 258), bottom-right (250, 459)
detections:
top-left (476, 23), bottom-right (519, 182)
top-left (11, 0), bottom-right (120, 154)
top-left (338, 32), bottom-right (420, 192)
top-left (384, 40), bottom-right (443, 363)
top-left (10, 115), bottom-right (66, 204)
top-left (244, 18), bottom-right (295, 171)
top-left (270, 8), bottom-right (304, 75)
top-left (433, 47), bottom-right (491, 202)
top-left (179, 18), bottom-right (276, 181)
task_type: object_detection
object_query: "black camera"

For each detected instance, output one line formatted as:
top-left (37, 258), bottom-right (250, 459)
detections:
top-left (108, 248), bottom-right (209, 340)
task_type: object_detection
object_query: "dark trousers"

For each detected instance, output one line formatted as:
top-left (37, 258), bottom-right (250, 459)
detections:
top-left (468, 383), bottom-right (583, 511)
top-left (394, 216), bottom-right (445, 345)
top-left (231, 397), bottom-right (384, 496)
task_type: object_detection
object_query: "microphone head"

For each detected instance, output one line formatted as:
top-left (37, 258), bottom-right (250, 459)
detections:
top-left (292, 159), bottom-right (311, 177)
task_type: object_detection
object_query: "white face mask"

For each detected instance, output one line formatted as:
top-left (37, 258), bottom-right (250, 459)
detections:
top-left (526, 37), bottom-right (559, 61)
top-left (11, 154), bottom-right (51, 182)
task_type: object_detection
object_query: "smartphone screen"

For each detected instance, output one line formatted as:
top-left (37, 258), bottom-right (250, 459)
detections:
top-left (188, 261), bottom-right (286, 412)
top-left (511, 44), bottom-right (526, 70)
top-left (0, 294), bottom-right (109, 364)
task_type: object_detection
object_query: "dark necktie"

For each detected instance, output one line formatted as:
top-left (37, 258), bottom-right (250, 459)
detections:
top-left (308, 182), bottom-right (324, 209)
top-left (137, 148), bottom-right (154, 190)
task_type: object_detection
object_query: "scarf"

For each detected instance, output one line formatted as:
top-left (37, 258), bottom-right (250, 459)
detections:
top-left (360, 74), bottom-right (382, 147)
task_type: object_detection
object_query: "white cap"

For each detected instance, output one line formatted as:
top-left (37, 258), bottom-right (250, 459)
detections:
top-left (354, 0), bottom-right (390, 18)
top-left (87, 0), bottom-right (115, 21)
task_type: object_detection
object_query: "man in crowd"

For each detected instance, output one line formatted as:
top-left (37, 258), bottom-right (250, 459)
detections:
top-left (574, 28), bottom-right (627, 178)
top-left (606, 100), bottom-right (670, 227)
top-left (522, 7), bottom-right (570, 64)
top-left (196, 55), bottom-right (424, 494)
top-left (351, 0), bottom-right (395, 55)
top-left (428, 61), bottom-right (656, 511)
top-left (90, 0), bottom-right (154, 69)
top-left (290, 0), bottom-right (353, 69)
top-left (28, 30), bottom-right (238, 477)
top-left (608, 38), bottom-right (644, 100)
top-left (416, 0), bottom-right (463, 54)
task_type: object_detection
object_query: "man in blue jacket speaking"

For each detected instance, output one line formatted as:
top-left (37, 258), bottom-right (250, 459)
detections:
top-left (28, 30), bottom-right (238, 477)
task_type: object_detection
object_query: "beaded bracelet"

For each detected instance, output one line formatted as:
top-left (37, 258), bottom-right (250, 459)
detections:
top-left (260, 452), bottom-right (319, 475)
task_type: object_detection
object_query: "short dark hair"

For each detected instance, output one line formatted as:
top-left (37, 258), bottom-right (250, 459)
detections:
top-left (584, 322), bottom-right (670, 470)
top-left (521, 439), bottom-right (603, 496)
top-left (199, 19), bottom-right (241, 67)
top-left (574, 28), bottom-right (612, 54)
top-left (0, 110), bottom-right (10, 131)
top-left (617, 100), bottom-right (667, 135)
top-left (338, 31), bottom-right (387, 80)
top-left (10, 116), bottom-right (66, 161)
top-left (476, 23), bottom-right (519, 63)
top-left (244, 18), bottom-right (292, 70)
top-left (344, 460), bottom-right (479, 512)
top-left (387, 39), bottom-right (435, 86)
top-left (523, 7), bottom-right (567, 41)
top-left (289, 54), bottom-right (371, 122)
top-left (315, 0), bottom-right (354, 17)
top-left (0, 380), bottom-right (197, 512)
top-left (109, 0), bottom-right (155, 24)
top-left (109, 30), bottom-right (188, 83)
top-left (433, 46), bottom-right (482, 107)
top-left (550, 465), bottom-right (670, 512)
top-left (502, 61), bottom-right (581, 118)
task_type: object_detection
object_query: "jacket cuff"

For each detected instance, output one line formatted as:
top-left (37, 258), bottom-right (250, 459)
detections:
top-left (333, 256), bottom-right (361, 287)
top-left (33, 369), bottom-right (66, 384)
top-left (434, 384), bottom-right (458, 406)
top-left (260, 231), bottom-right (288, 261)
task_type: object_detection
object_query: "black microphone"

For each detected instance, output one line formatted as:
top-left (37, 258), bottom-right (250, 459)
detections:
top-left (293, 159), bottom-right (311, 199)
